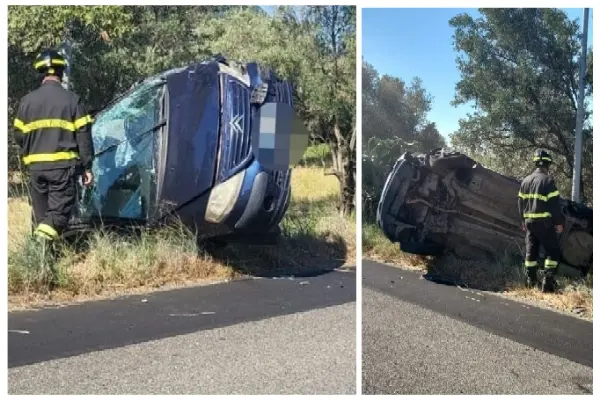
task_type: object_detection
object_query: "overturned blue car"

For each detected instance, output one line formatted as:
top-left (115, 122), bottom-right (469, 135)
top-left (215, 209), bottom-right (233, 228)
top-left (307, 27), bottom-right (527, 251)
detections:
top-left (67, 56), bottom-right (308, 244)
top-left (377, 148), bottom-right (593, 276)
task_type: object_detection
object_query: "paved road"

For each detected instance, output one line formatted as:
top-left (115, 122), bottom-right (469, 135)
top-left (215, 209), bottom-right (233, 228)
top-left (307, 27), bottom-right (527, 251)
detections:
top-left (362, 260), bottom-right (593, 395)
top-left (9, 270), bottom-right (356, 395)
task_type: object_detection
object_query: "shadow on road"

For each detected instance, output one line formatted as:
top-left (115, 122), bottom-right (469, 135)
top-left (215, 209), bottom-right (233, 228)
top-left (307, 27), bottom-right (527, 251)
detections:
top-left (205, 232), bottom-right (348, 279)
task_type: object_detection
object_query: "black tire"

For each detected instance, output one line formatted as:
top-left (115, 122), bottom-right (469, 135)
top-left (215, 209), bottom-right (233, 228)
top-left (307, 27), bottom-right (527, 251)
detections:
top-left (427, 149), bottom-right (477, 176)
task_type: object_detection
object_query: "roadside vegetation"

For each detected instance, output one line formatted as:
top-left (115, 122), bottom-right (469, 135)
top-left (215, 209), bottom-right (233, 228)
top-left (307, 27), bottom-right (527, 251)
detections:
top-left (362, 8), bottom-right (592, 320)
top-left (7, 5), bottom-right (356, 308)
top-left (364, 226), bottom-right (592, 320)
top-left (8, 145), bottom-right (356, 309)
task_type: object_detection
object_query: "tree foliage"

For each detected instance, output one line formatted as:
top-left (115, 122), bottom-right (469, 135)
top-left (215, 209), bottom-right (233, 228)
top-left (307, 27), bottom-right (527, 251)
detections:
top-left (7, 5), bottom-right (356, 214)
top-left (449, 8), bottom-right (593, 203)
top-left (362, 60), bottom-right (446, 220)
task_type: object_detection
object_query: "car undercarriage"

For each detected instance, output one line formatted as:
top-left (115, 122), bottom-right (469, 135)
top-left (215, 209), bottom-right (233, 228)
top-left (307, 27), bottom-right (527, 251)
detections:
top-left (377, 148), bottom-right (593, 276)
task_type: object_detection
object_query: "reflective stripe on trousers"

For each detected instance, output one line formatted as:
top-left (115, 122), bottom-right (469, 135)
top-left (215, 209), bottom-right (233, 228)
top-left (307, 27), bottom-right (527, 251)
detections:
top-left (34, 223), bottom-right (58, 241)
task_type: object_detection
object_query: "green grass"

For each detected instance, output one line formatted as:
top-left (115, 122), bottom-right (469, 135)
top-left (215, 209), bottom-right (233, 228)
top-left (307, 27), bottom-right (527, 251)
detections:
top-left (299, 143), bottom-right (332, 167)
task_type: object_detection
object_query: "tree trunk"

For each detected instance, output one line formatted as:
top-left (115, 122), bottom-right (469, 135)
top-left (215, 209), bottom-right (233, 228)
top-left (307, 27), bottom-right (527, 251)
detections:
top-left (331, 121), bottom-right (355, 217)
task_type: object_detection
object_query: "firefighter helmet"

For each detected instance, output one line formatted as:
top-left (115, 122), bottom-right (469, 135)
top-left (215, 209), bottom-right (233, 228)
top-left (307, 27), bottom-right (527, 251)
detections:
top-left (533, 149), bottom-right (553, 167)
top-left (33, 49), bottom-right (68, 75)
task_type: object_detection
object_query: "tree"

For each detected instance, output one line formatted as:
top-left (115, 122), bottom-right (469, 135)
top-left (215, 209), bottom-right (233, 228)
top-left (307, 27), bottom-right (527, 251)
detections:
top-left (304, 6), bottom-right (356, 216)
top-left (449, 8), bottom-right (593, 202)
top-left (361, 60), bottom-right (445, 220)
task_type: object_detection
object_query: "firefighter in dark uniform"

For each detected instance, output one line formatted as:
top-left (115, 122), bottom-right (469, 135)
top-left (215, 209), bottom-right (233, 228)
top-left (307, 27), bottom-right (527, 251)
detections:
top-left (517, 149), bottom-right (565, 293)
top-left (13, 49), bottom-right (95, 259)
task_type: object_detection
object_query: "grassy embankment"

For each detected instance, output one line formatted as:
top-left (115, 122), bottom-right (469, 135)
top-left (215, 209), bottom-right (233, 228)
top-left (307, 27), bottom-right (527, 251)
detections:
top-left (363, 223), bottom-right (593, 320)
top-left (8, 144), bottom-right (355, 309)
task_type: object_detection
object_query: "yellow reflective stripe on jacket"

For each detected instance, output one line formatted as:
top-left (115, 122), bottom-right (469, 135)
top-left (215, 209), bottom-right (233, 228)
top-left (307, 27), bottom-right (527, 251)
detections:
top-left (14, 118), bottom-right (25, 131)
top-left (523, 212), bottom-right (552, 219)
top-left (74, 115), bottom-right (93, 129)
top-left (544, 259), bottom-right (558, 268)
top-left (518, 191), bottom-right (560, 202)
top-left (13, 115), bottom-right (93, 134)
top-left (23, 151), bottom-right (79, 165)
top-left (533, 156), bottom-right (552, 162)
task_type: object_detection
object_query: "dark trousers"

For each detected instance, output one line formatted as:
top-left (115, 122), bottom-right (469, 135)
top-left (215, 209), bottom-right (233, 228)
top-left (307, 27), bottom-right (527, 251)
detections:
top-left (524, 219), bottom-right (561, 270)
top-left (29, 167), bottom-right (78, 240)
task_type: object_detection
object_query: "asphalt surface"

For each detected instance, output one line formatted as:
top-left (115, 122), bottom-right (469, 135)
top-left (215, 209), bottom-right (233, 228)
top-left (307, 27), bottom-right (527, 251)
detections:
top-left (362, 260), bottom-right (593, 395)
top-left (8, 270), bottom-right (356, 395)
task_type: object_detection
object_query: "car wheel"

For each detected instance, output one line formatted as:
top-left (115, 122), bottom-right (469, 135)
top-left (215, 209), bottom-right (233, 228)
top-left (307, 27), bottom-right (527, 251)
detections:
top-left (427, 149), bottom-right (477, 175)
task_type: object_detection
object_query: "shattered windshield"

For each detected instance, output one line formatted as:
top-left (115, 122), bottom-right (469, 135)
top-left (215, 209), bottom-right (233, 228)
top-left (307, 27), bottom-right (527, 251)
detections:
top-left (77, 78), bottom-right (165, 221)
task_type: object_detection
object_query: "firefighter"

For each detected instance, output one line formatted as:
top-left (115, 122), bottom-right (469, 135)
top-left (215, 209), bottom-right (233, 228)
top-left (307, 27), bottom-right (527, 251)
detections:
top-left (13, 49), bottom-right (95, 262)
top-left (517, 149), bottom-right (565, 293)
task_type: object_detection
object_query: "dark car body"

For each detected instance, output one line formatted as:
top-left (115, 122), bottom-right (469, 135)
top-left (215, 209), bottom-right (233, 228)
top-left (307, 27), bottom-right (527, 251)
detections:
top-left (67, 57), bottom-right (306, 242)
top-left (377, 148), bottom-right (593, 275)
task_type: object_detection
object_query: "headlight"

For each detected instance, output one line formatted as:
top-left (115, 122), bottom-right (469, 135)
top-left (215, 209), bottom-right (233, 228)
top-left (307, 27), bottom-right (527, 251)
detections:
top-left (205, 170), bottom-right (246, 223)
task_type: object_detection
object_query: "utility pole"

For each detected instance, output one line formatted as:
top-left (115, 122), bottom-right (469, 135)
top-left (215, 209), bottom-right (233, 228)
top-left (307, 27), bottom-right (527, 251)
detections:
top-left (571, 8), bottom-right (589, 203)
top-left (59, 21), bottom-right (73, 91)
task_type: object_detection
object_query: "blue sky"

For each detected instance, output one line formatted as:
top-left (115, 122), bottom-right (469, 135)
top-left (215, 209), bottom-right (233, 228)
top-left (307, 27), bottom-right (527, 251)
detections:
top-left (362, 8), bottom-right (594, 138)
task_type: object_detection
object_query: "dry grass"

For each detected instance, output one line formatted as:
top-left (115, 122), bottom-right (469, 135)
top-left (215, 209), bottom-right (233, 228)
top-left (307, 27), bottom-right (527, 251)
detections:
top-left (289, 166), bottom-right (340, 201)
top-left (289, 167), bottom-right (356, 265)
top-left (8, 163), bottom-right (355, 309)
top-left (505, 277), bottom-right (593, 320)
top-left (363, 223), bottom-right (593, 320)
top-left (362, 223), bottom-right (431, 270)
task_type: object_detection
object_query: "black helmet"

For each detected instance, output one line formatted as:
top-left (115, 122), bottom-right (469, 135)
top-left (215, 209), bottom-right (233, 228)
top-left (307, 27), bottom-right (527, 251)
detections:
top-left (533, 149), bottom-right (553, 167)
top-left (33, 49), bottom-right (67, 75)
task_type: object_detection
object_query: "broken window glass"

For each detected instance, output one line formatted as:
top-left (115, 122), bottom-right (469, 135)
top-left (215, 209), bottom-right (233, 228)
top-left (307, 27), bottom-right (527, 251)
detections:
top-left (77, 79), bottom-right (164, 221)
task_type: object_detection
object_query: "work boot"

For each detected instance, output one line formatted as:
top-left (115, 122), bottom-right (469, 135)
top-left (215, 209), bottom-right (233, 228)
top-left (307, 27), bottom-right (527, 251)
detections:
top-left (541, 269), bottom-right (557, 293)
top-left (525, 267), bottom-right (538, 289)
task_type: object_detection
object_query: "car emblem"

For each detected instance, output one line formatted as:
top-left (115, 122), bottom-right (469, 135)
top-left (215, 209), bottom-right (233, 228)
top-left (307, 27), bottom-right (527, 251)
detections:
top-left (230, 114), bottom-right (243, 135)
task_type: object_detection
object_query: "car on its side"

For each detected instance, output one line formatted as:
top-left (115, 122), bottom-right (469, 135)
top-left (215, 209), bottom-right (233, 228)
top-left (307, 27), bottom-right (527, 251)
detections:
top-left (67, 56), bottom-right (308, 244)
top-left (377, 148), bottom-right (593, 276)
